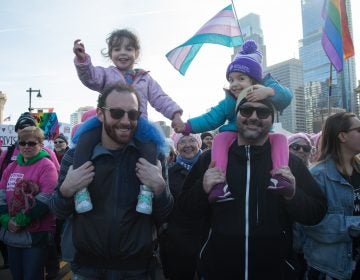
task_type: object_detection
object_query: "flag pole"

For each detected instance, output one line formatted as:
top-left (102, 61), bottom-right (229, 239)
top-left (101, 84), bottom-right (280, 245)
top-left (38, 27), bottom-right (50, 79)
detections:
top-left (231, 0), bottom-right (244, 42)
top-left (328, 63), bottom-right (332, 118)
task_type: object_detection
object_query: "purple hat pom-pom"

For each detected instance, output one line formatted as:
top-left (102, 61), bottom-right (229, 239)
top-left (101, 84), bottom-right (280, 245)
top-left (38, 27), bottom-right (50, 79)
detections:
top-left (241, 40), bottom-right (257, 54)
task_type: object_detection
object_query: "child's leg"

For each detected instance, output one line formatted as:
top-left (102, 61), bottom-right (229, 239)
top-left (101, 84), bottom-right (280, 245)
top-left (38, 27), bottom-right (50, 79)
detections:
top-left (134, 117), bottom-right (167, 215)
top-left (268, 133), bottom-right (289, 172)
top-left (72, 116), bottom-right (100, 145)
top-left (73, 118), bottom-right (102, 169)
top-left (208, 131), bottom-right (237, 203)
top-left (135, 116), bottom-right (167, 164)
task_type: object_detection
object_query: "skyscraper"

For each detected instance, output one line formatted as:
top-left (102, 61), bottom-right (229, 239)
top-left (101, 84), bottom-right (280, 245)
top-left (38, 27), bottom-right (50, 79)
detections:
top-left (236, 13), bottom-right (267, 68)
top-left (299, 0), bottom-right (357, 131)
top-left (265, 59), bottom-right (306, 133)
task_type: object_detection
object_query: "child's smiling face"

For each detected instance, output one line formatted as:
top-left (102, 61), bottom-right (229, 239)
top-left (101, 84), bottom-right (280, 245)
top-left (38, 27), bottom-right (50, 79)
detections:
top-left (110, 37), bottom-right (139, 72)
top-left (228, 72), bottom-right (253, 98)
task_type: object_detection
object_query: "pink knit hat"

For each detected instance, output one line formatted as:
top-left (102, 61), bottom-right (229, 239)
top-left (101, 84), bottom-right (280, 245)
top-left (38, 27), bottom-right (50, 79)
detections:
top-left (171, 133), bottom-right (202, 150)
top-left (287, 132), bottom-right (311, 146)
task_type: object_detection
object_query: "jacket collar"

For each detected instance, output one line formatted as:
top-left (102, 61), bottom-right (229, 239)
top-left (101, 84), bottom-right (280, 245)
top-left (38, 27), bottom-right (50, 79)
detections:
top-left (91, 140), bottom-right (138, 161)
top-left (321, 158), bottom-right (351, 185)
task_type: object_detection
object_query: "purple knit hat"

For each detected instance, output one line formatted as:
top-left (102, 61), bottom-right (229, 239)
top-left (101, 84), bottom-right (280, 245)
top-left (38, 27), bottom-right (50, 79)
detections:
top-left (226, 40), bottom-right (263, 82)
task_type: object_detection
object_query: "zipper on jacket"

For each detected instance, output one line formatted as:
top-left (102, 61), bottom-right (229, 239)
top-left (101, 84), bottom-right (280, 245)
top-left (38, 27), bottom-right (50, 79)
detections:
top-left (245, 145), bottom-right (250, 280)
top-left (109, 155), bottom-right (123, 256)
top-left (199, 228), bottom-right (212, 259)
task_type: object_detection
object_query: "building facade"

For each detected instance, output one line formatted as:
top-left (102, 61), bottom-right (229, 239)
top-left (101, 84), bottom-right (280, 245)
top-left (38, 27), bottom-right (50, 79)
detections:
top-left (70, 106), bottom-right (94, 127)
top-left (265, 59), bottom-right (306, 133)
top-left (299, 0), bottom-right (357, 131)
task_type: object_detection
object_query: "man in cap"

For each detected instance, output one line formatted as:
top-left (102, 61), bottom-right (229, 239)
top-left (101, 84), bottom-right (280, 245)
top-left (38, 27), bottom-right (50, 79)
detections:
top-left (177, 97), bottom-right (327, 279)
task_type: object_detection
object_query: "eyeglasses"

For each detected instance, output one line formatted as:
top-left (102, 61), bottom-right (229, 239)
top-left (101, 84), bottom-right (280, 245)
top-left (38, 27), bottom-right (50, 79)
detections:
top-left (19, 141), bottom-right (38, 147)
top-left (237, 106), bottom-right (272, 119)
top-left (346, 126), bottom-right (360, 133)
top-left (54, 141), bottom-right (65, 144)
top-left (290, 143), bottom-right (312, 153)
top-left (101, 107), bottom-right (140, 121)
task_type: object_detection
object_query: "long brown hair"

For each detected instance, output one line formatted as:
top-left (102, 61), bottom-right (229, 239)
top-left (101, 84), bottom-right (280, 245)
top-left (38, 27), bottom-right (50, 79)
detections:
top-left (318, 112), bottom-right (356, 169)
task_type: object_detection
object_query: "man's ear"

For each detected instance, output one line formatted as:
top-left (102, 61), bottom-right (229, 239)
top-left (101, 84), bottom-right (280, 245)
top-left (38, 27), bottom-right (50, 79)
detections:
top-left (96, 107), bottom-right (104, 123)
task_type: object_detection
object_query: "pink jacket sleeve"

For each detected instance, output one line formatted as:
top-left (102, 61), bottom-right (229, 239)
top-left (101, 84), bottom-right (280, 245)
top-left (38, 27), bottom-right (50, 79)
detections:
top-left (146, 74), bottom-right (183, 120)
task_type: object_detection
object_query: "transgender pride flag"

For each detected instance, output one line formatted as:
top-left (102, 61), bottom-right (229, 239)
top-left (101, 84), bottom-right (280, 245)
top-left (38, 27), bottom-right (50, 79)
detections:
top-left (321, 0), bottom-right (354, 72)
top-left (166, 4), bottom-right (243, 75)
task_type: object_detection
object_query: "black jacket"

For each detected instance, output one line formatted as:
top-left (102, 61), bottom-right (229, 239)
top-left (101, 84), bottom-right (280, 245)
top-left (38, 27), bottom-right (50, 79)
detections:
top-left (178, 140), bottom-right (327, 280)
top-left (51, 142), bottom-right (173, 270)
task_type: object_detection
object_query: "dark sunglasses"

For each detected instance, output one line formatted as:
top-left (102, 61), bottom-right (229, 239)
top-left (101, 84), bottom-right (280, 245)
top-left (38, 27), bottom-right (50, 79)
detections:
top-left (19, 141), bottom-right (38, 147)
top-left (290, 143), bottom-right (312, 153)
top-left (238, 106), bottom-right (272, 119)
top-left (54, 141), bottom-right (65, 144)
top-left (102, 107), bottom-right (140, 121)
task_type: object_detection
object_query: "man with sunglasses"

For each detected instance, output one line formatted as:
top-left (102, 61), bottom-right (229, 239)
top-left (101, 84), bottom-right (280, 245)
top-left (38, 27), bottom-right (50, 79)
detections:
top-left (51, 83), bottom-right (173, 279)
top-left (177, 97), bottom-right (327, 279)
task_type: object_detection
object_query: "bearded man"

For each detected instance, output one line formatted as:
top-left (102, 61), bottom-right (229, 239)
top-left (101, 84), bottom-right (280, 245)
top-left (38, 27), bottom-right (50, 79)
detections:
top-left (51, 83), bottom-right (173, 279)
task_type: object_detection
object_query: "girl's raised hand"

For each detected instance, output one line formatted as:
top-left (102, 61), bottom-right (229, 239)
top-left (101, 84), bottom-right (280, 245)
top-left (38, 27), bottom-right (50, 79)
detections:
top-left (246, 85), bottom-right (274, 102)
top-left (73, 39), bottom-right (86, 62)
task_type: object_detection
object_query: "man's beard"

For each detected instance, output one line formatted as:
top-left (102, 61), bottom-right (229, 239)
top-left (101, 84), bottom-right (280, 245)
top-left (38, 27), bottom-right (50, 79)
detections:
top-left (238, 119), bottom-right (270, 142)
top-left (103, 115), bottom-right (136, 146)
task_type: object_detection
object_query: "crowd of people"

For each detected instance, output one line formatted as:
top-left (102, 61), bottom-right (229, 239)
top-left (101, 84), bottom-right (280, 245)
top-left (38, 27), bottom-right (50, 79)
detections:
top-left (0, 28), bottom-right (359, 280)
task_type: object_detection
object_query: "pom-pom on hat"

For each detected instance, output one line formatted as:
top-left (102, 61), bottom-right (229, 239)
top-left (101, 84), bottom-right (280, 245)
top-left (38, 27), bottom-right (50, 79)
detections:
top-left (15, 112), bottom-right (36, 132)
top-left (226, 40), bottom-right (263, 82)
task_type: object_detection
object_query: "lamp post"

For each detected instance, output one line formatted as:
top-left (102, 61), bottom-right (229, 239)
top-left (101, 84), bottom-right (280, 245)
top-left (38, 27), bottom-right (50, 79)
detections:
top-left (26, 88), bottom-right (42, 112)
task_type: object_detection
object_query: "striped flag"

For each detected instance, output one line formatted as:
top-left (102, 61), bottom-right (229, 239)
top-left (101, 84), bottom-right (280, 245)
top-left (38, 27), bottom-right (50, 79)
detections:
top-left (166, 4), bottom-right (243, 75)
top-left (321, 0), bottom-right (354, 72)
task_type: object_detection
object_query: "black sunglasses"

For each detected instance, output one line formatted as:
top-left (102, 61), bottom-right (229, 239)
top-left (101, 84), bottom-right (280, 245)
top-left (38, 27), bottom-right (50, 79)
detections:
top-left (238, 106), bottom-right (272, 119)
top-left (290, 143), bottom-right (312, 153)
top-left (54, 141), bottom-right (65, 144)
top-left (19, 141), bottom-right (38, 147)
top-left (102, 107), bottom-right (140, 121)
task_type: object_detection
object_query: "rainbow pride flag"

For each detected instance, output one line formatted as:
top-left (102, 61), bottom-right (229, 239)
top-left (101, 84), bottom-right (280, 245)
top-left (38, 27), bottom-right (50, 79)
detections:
top-left (32, 112), bottom-right (60, 140)
top-left (321, 0), bottom-right (354, 72)
top-left (166, 4), bottom-right (243, 75)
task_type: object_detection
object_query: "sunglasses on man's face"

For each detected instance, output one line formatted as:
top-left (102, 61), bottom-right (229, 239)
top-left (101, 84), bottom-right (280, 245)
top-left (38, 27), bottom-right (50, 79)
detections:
top-left (290, 143), bottom-right (312, 153)
top-left (101, 107), bottom-right (141, 121)
top-left (54, 141), bottom-right (65, 144)
top-left (19, 141), bottom-right (38, 147)
top-left (238, 106), bottom-right (272, 119)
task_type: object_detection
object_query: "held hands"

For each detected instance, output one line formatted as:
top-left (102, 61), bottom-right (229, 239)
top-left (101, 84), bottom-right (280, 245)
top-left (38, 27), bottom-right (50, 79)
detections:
top-left (73, 39), bottom-right (86, 63)
top-left (136, 158), bottom-right (166, 197)
top-left (267, 166), bottom-right (296, 200)
top-left (203, 161), bottom-right (226, 194)
top-left (171, 113), bottom-right (186, 133)
top-left (245, 85), bottom-right (275, 102)
top-left (60, 161), bottom-right (95, 198)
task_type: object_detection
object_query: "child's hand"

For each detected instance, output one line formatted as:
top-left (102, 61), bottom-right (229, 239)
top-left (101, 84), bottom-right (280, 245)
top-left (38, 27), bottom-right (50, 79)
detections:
top-left (171, 113), bottom-right (185, 133)
top-left (73, 39), bottom-right (86, 63)
top-left (246, 85), bottom-right (274, 102)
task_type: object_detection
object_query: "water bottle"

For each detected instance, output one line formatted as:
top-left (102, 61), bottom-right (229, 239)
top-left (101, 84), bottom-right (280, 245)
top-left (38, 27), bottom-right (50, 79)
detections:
top-left (136, 185), bottom-right (153, 215)
top-left (75, 187), bottom-right (93, 213)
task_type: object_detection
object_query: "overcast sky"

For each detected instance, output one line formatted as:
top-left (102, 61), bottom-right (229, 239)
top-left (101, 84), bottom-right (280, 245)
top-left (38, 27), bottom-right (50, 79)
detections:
top-left (1, 0), bottom-right (359, 124)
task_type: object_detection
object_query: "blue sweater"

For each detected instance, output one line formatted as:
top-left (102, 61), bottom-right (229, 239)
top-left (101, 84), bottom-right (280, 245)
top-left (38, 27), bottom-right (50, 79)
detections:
top-left (188, 73), bottom-right (293, 133)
